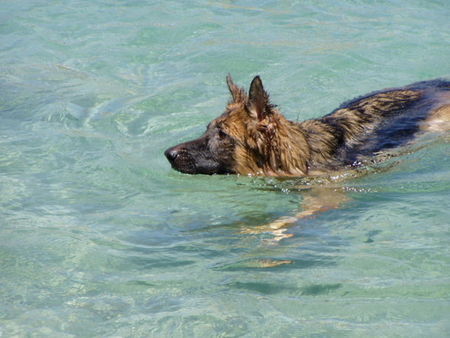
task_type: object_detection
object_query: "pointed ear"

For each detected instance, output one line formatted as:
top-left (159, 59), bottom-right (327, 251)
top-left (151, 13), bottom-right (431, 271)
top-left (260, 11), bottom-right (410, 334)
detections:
top-left (247, 76), bottom-right (270, 120)
top-left (226, 74), bottom-right (246, 103)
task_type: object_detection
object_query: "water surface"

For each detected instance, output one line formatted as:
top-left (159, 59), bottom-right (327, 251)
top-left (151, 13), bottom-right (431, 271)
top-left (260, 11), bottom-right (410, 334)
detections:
top-left (1, 0), bottom-right (450, 336)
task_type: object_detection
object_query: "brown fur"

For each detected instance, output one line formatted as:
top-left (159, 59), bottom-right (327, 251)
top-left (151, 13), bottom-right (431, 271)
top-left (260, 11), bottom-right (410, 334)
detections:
top-left (165, 76), bottom-right (450, 177)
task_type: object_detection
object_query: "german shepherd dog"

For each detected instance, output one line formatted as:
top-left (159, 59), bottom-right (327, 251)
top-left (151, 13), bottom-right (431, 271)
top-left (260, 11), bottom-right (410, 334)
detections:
top-left (166, 75), bottom-right (450, 176)
top-left (165, 76), bottom-right (450, 234)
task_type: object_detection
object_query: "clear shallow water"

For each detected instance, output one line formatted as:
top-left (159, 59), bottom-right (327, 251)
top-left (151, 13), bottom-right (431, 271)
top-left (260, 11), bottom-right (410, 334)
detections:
top-left (1, 0), bottom-right (450, 336)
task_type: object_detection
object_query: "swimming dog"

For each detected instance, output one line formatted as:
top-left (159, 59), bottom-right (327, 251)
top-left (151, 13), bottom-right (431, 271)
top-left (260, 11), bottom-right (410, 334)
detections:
top-left (165, 75), bottom-right (450, 176)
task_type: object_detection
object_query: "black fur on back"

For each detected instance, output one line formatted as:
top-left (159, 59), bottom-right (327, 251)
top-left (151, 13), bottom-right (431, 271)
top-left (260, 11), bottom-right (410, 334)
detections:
top-left (318, 79), bottom-right (450, 166)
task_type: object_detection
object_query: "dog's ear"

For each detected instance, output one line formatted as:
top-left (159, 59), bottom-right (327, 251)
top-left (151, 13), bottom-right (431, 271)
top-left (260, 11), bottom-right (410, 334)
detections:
top-left (226, 74), bottom-right (246, 103)
top-left (247, 76), bottom-right (270, 120)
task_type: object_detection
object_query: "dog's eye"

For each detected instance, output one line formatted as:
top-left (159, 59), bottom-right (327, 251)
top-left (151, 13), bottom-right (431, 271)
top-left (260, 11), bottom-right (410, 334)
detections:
top-left (218, 129), bottom-right (227, 139)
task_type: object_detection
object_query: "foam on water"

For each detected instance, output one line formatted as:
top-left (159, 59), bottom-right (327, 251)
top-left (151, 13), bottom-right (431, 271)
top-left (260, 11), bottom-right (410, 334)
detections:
top-left (1, 0), bottom-right (449, 336)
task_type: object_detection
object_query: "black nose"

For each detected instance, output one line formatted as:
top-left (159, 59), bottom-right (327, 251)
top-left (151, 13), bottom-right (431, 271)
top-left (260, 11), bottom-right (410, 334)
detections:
top-left (164, 147), bottom-right (179, 163)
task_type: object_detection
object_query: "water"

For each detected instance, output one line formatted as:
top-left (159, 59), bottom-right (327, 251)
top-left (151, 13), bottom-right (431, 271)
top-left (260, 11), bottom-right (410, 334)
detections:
top-left (1, 0), bottom-right (450, 336)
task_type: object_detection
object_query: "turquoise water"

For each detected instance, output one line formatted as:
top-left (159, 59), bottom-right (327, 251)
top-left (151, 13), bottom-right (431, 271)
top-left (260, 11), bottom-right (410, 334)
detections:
top-left (1, 0), bottom-right (450, 336)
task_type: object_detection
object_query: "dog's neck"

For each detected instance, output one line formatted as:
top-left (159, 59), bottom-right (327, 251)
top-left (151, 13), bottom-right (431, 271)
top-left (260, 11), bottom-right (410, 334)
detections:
top-left (235, 113), bottom-right (312, 176)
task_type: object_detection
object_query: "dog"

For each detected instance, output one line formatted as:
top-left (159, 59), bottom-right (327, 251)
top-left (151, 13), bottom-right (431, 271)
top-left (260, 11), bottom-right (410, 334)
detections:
top-left (165, 75), bottom-right (450, 176)
top-left (165, 75), bottom-right (450, 236)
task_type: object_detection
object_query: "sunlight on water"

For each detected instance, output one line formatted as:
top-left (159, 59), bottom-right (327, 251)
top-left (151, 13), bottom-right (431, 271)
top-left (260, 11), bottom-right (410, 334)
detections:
top-left (1, 0), bottom-right (449, 336)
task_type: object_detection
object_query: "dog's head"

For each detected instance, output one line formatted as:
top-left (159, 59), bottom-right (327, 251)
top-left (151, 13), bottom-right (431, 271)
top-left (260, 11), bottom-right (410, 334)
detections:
top-left (165, 75), bottom-right (309, 176)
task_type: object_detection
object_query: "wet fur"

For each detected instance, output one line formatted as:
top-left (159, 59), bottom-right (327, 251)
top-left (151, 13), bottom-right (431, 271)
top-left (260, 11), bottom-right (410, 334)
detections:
top-left (165, 76), bottom-right (450, 177)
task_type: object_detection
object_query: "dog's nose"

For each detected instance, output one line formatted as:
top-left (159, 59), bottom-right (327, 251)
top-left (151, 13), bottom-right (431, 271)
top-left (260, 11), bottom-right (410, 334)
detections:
top-left (164, 147), bottom-right (179, 163)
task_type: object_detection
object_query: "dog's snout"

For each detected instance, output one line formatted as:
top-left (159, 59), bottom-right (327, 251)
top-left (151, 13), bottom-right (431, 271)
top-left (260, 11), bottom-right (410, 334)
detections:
top-left (164, 147), bottom-right (179, 163)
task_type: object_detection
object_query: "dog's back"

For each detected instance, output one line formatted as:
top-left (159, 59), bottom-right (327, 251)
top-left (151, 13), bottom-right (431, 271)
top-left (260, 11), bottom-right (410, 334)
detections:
top-left (301, 79), bottom-right (450, 170)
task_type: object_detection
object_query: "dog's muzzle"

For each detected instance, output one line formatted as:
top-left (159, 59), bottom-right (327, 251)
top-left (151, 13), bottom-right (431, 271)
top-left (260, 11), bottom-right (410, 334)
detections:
top-left (164, 146), bottom-right (197, 174)
top-left (164, 147), bottom-right (180, 163)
